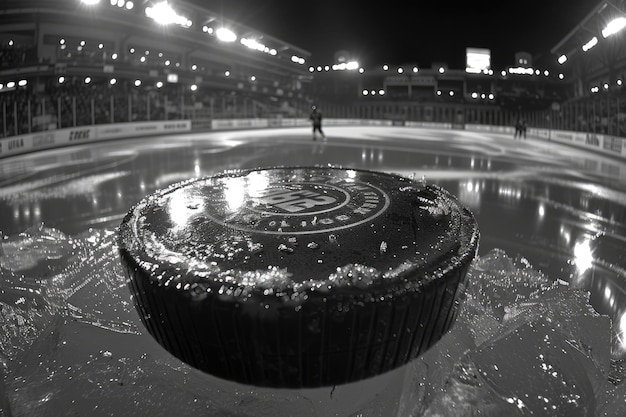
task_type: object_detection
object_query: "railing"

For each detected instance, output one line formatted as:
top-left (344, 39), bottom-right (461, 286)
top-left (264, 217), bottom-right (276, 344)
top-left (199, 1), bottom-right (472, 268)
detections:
top-left (1, 87), bottom-right (625, 139)
top-left (0, 87), bottom-right (310, 137)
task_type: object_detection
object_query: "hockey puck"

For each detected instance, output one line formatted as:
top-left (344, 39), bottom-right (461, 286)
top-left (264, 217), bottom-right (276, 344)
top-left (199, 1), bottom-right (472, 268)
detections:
top-left (117, 166), bottom-right (479, 388)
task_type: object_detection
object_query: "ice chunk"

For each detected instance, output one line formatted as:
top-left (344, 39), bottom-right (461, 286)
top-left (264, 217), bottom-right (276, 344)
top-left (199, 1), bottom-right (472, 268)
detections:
top-left (0, 228), bottom-right (622, 416)
top-left (398, 248), bottom-right (619, 417)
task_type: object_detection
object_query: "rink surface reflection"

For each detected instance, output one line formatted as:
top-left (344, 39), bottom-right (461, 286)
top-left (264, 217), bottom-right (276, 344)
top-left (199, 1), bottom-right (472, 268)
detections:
top-left (1, 126), bottom-right (626, 416)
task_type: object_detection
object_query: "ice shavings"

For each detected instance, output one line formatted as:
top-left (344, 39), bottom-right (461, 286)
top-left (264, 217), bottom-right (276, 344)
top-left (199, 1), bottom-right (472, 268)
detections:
top-left (398, 248), bottom-right (624, 417)
top-left (0, 225), bottom-right (140, 366)
top-left (1, 226), bottom-right (623, 416)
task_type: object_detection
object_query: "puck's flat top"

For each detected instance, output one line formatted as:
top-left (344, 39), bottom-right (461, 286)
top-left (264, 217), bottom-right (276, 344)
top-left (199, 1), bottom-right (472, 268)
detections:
top-left (118, 167), bottom-right (479, 299)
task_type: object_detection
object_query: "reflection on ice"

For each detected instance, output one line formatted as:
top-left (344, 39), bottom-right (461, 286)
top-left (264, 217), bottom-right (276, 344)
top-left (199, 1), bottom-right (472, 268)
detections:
top-left (0, 227), bottom-right (625, 416)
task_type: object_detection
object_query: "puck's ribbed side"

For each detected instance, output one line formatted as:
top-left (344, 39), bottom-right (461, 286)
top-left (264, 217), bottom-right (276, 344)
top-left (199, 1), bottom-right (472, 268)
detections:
top-left (121, 246), bottom-right (473, 387)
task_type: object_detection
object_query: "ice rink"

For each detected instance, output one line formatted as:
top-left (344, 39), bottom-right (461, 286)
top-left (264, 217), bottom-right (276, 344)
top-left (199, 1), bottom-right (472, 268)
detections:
top-left (1, 125), bottom-right (626, 415)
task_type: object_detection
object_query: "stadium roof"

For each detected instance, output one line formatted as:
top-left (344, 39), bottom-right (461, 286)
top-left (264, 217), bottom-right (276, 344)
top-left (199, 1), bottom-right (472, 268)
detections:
top-left (550, 0), bottom-right (626, 83)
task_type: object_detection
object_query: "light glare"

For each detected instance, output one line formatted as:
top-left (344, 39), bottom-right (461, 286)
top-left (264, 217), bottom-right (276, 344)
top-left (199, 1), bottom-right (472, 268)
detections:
top-left (602, 17), bottom-right (626, 38)
top-left (216, 27), bottom-right (237, 42)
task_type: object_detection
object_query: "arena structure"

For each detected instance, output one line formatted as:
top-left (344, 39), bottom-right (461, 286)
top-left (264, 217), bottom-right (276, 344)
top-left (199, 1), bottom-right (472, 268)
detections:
top-left (1, 1), bottom-right (626, 415)
top-left (0, 0), bottom-right (313, 146)
top-left (1, 0), bottom-right (626, 158)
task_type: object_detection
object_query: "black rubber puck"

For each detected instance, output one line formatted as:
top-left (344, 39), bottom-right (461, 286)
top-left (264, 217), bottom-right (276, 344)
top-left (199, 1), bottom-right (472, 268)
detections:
top-left (117, 166), bottom-right (479, 388)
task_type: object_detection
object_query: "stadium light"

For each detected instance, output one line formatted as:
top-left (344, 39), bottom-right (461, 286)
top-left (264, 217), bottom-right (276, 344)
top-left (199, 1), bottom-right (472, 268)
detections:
top-left (602, 17), bottom-right (626, 38)
top-left (558, 54), bottom-right (567, 64)
top-left (216, 27), bottom-right (237, 42)
top-left (290, 55), bottom-right (305, 65)
top-left (582, 36), bottom-right (598, 52)
top-left (331, 61), bottom-right (359, 71)
top-left (112, 0), bottom-right (134, 10)
top-left (145, 2), bottom-right (192, 28)
top-left (81, 0), bottom-right (100, 5)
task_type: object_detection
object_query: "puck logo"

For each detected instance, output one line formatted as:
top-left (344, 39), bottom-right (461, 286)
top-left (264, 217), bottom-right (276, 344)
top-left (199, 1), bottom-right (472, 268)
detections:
top-left (200, 175), bottom-right (390, 235)
top-left (253, 187), bottom-right (344, 215)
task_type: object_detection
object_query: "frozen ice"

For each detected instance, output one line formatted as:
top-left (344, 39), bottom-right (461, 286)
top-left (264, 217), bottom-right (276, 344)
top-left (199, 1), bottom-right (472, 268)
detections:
top-left (398, 248), bottom-right (621, 417)
top-left (0, 228), bottom-right (624, 416)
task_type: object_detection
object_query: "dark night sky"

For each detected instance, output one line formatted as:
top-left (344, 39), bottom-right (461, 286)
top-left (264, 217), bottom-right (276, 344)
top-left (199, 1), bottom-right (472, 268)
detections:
top-left (195, 0), bottom-right (594, 70)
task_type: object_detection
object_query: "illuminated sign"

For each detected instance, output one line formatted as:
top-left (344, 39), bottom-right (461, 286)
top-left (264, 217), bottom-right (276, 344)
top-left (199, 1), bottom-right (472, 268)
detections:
top-left (466, 48), bottom-right (491, 74)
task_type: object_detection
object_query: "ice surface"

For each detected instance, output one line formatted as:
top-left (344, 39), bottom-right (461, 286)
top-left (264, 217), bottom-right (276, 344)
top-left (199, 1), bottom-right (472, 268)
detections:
top-left (0, 228), bottom-right (624, 416)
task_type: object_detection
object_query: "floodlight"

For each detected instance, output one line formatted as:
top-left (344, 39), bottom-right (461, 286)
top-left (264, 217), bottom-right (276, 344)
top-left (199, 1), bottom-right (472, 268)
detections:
top-left (582, 37), bottom-right (598, 52)
top-left (216, 27), bottom-right (237, 42)
top-left (558, 54), bottom-right (567, 64)
top-left (602, 17), bottom-right (626, 38)
top-left (81, 0), bottom-right (101, 5)
top-left (145, 2), bottom-right (176, 25)
top-left (145, 2), bottom-right (192, 27)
